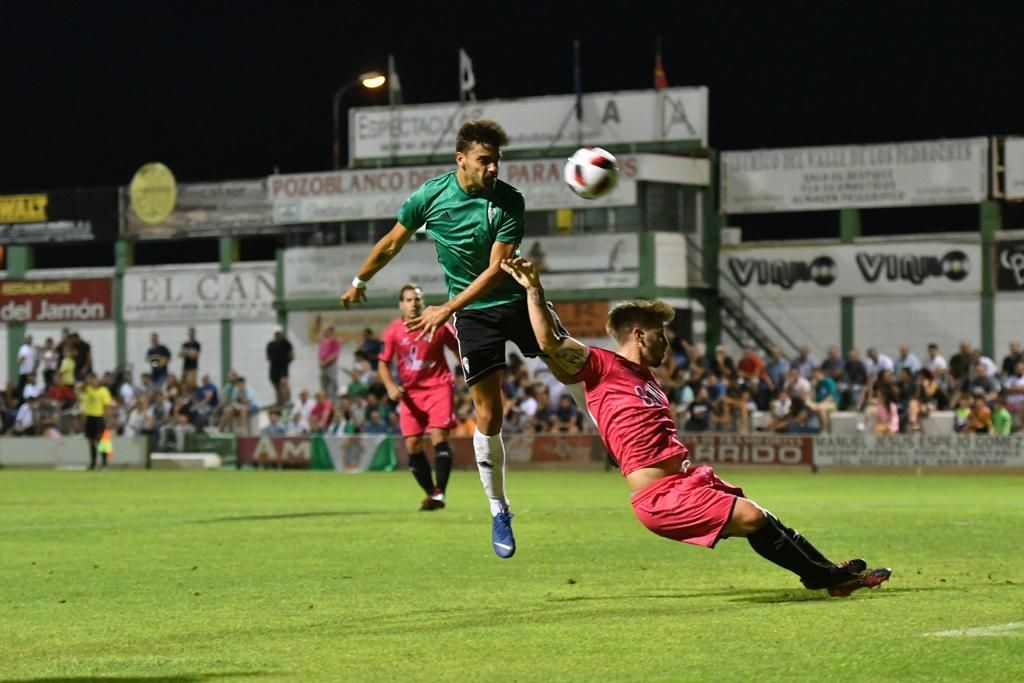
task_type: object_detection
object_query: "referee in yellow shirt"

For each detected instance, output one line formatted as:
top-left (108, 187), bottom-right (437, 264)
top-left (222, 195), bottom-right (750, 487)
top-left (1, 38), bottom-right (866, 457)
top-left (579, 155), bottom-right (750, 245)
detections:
top-left (78, 373), bottom-right (113, 469)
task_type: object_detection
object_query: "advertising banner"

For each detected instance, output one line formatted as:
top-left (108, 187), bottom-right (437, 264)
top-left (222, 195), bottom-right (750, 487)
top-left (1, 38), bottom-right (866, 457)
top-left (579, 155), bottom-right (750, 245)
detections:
top-left (719, 240), bottom-right (981, 298)
top-left (679, 433), bottom-right (814, 466)
top-left (0, 188), bottom-right (117, 244)
top-left (0, 278), bottom-right (112, 322)
top-left (283, 233), bottom-right (639, 300)
top-left (1004, 138), bottom-right (1024, 200)
top-left (721, 138), bottom-right (988, 213)
top-left (813, 434), bottom-right (1024, 467)
top-left (268, 156), bottom-right (642, 225)
top-left (995, 238), bottom-right (1024, 291)
top-left (125, 180), bottom-right (275, 239)
top-left (123, 266), bottom-right (275, 321)
top-left (349, 86), bottom-right (708, 163)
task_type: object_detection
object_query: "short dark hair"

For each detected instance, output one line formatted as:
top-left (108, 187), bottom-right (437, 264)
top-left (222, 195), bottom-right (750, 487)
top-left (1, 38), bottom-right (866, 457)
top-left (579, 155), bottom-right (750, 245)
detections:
top-left (399, 283), bottom-right (422, 300)
top-left (456, 119), bottom-right (509, 153)
top-left (606, 300), bottom-right (675, 344)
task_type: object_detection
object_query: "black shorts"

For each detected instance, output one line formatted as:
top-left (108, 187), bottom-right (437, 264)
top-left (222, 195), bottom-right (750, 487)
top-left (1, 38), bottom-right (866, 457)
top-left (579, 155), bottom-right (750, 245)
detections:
top-left (452, 299), bottom-right (568, 387)
top-left (85, 415), bottom-right (105, 441)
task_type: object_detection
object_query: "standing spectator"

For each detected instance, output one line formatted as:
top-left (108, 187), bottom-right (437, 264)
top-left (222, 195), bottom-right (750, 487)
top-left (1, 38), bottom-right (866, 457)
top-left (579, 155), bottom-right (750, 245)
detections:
top-left (865, 348), bottom-right (895, 378)
top-left (70, 332), bottom-right (93, 381)
top-left (318, 324), bottom-right (341, 400)
top-left (78, 373), bottom-right (113, 469)
top-left (178, 327), bottom-right (201, 387)
top-left (894, 343), bottom-right (921, 377)
top-left (791, 346), bottom-right (818, 380)
top-left (58, 344), bottom-right (77, 388)
top-left (266, 327), bottom-right (294, 408)
top-left (41, 338), bottom-right (59, 389)
top-left (1001, 341), bottom-right (1023, 379)
top-left (948, 340), bottom-right (973, 387)
top-left (16, 334), bottom-right (38, 398)
top-left (839, 348), bottom-right (868, 410)
top-left (358, 327), bottom-right (384, 367)
top-left (146, 333), bottom-right (172, 389)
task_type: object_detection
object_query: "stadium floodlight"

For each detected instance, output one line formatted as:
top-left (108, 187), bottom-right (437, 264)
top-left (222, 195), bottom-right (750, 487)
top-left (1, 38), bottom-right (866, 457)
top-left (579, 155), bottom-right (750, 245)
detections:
top-left (333, 70), bottom-right (386, 170)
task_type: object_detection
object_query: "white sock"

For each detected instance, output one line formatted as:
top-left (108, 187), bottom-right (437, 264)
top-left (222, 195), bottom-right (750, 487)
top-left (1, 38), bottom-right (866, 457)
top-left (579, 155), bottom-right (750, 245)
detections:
top-left (564, 382), bottom-right (596, 428)
top-left (474, 428), bottom-right (508, 516)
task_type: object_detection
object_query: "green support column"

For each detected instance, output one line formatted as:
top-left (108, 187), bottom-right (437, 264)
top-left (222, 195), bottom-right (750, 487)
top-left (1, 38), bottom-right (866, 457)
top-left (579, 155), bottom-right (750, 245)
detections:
top-left (701, 149), bottom-right (722, 351)
top-left (114, 241), bottom-right (134, 369)
top-left (638, 231), bottom-right (657, 300)
top-left (275, 248), bottom-right (287, 330)
top-left (979, 200), bottom-right (1000, 358)
top-left (6, 245), bottom-right (34, 380)
top-left (839, 208), bottom-right (860, 356)
top-left (219, 237), bottom-right (238, 387)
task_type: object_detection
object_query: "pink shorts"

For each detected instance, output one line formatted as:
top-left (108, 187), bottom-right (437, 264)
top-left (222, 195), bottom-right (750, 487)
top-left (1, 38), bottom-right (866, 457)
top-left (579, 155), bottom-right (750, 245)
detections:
top-left (630, 465), bottom-right (746, 548)
top-left (398, 386), bottom-right (456, 437)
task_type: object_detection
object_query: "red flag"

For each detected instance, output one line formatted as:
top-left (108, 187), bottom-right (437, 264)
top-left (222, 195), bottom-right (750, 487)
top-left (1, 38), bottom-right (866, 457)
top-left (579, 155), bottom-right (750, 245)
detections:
top-left (654, 53), bottom-right (669, 89)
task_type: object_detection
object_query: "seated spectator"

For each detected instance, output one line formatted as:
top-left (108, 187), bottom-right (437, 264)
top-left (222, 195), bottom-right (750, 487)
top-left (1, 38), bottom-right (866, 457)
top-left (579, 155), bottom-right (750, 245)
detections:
top-left (867, 387), bottom-right (900, 435)
top-left (762, 392), bottom-right (793, 433)
top-left (894, 343), bottom-right (922, 377)
top-left (782, 367), bottom-right (812, 402)
top-left (11, 397), bottom-right (35, 436)
top-left (46, 375), bottom-right (76, 410)
top-left (787, 396), bottom-right (822, 434)
top-left (908, 369), bottom-right (948, 431)
top-left (791, 346), bottom-right (818, 379)
top-left (708, 345), bottom-right (735, 379)
top-left (123, 394), bottom-right (149, 437)
top-left (118, 370), bottom-right (140, 410)
top-left (714, 375), bottom-right (755, 432)
top-left (948, 340), bottom-right (974, 387)
top-left (681, 386), bottom-right (713, 432)
top-left (970, 349), bottom-right (999, 380)
top-left (262, 409), bottom-right (287, 436)
top-left (965, 396), bottom-right (993, 434)
top-left (1003, 361), bottom-right (1024, 427)
top-left (991, 394), bottom-right (1013, 435)
top-left (810, 367), bottom-right (839, 431)
top-left (1001, 341), bottom-right (1023, 379)
top-left (452, 403), bottom-right (477, 437)
top-left (865, 347), bottom-right (895, 378)
top-left (763, 346), bottom-right (790, 407)
top-left (362, 408), bottom-right (390, 434)
top-left (309, 391), bottom-right (334, 432)
top-left (961, 363), bottom-right (1000, 403)
top-left (158, 397), bottom-right (196, 452)
top-left (323, 406), bottom-right (352, 436)
top-left (925, 343), bottom-right (948, 383)
top-left (191, 375), bottom-right (219, 428)
top-left (953, 394), bottom-right (972, 433)
top-left (551, 394), bottom-right (582, 433)
top-left (218, 376), bottom-right (259, 435)
top-left (820, 345), bottom-right (844, 381)
top-left (287, 409), bottom-right (312, 436)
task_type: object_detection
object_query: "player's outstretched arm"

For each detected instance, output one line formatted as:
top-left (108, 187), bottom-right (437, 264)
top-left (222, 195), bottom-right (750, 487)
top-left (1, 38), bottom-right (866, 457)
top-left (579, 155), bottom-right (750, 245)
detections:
top-left (340, 222), bottom-right (416, 309)
top-left (500, 257), bottom-right (590, 378)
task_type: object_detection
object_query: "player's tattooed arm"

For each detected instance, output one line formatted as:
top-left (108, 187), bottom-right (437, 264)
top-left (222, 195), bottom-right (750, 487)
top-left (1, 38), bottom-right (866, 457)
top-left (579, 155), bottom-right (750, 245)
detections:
top-left (510, 262), bottom-right (590, 377)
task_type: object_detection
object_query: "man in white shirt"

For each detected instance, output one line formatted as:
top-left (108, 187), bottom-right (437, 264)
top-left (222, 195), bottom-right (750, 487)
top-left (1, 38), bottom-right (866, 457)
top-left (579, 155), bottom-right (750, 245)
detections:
top-left (925, 343), bottom-right (948, 377)
top-left (865, 348), bottom-right (895, 377)
top-left (12, 398), bottom-right (35, 436)
top-left (17, 335), bottom-right (38, 397)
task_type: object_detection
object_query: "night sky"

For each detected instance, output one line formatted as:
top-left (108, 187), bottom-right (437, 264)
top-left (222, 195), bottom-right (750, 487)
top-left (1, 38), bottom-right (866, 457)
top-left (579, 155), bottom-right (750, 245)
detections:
top-left (2, 2), bottom-right (1020, 195)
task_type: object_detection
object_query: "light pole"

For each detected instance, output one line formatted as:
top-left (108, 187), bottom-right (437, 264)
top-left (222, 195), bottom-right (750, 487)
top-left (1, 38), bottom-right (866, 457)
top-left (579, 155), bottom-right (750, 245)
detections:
top-left (333, 71), bottom-right (386, 170)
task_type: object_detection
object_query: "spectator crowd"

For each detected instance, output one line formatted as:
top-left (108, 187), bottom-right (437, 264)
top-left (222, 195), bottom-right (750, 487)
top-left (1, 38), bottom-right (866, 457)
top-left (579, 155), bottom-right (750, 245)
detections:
top-left (3, 323), bottom-right (1022, 449)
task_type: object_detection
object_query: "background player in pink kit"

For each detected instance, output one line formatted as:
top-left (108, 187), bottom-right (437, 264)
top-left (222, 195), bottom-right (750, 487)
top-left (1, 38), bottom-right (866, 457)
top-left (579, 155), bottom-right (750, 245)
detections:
top-left (378, 284), bottom-right (459, 511)
top-left (501, 257), bottom-right (891, 597)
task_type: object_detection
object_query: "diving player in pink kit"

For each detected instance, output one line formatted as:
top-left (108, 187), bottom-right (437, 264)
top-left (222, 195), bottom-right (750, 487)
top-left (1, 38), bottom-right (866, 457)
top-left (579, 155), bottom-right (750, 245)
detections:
top-left (378, 284), bottom-right (459, 511)
top-left (500, 257), bottom-right (891, 597)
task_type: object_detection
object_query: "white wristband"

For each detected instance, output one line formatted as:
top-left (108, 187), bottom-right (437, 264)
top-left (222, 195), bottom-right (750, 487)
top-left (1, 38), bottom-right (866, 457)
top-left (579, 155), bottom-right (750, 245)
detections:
top-left (352, 276), bottom-right (367, 289)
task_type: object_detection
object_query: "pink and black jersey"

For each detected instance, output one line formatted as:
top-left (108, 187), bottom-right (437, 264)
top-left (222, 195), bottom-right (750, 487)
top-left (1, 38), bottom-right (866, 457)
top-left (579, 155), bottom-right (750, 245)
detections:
top-left (576, 346), bottom-right (688, 476)
top-left (378, 320), bottom-right (458, 391)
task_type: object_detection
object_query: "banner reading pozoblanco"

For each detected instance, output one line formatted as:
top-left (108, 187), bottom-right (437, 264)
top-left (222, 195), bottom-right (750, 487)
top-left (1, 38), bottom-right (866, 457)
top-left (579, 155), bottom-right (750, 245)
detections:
top-left (719, 239), bottom-right (981, 297)
top-left (283, 233), bottom-right (639, 300)
top-left (349, 87), bottom-right (708, 163)
top-left (721, 138), bottom-right (988, 213)
top-left (123, 265), bottom-right (276, 321)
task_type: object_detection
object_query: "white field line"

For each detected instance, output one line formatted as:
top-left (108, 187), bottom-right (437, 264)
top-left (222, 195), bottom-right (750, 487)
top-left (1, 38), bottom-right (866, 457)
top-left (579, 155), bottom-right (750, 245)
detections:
top-left (923, 622), bottom-right (1024, 637)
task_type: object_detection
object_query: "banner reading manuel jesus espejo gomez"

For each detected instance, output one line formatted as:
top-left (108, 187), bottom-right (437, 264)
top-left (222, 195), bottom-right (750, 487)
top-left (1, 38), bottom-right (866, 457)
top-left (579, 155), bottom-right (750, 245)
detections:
top-left (0, 278), bottom-right (112, 323)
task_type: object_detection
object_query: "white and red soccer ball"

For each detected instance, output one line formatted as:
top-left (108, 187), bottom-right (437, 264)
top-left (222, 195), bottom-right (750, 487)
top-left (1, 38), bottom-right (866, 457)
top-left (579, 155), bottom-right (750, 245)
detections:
top-left (563, 147), bottom-right (619, 199)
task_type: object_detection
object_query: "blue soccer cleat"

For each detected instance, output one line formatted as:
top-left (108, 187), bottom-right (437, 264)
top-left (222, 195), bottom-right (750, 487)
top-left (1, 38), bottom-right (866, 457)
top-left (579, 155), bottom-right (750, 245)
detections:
top-left (492, 511), bottom-right (516, 558)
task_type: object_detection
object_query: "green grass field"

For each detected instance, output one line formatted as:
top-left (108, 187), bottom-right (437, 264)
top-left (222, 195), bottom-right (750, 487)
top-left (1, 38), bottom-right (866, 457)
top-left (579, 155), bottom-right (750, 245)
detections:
top-left (1, 467), bottom-right (1022, 682)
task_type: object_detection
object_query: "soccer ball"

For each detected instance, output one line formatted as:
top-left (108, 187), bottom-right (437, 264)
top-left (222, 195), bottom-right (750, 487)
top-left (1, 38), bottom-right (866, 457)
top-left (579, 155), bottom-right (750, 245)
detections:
top-left (563, 147), bottom-right (619, 199)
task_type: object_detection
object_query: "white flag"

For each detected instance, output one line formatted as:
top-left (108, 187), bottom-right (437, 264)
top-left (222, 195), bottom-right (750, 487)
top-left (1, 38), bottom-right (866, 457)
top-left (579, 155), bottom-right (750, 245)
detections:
top-left (459, 48), bottom-right (476, 102)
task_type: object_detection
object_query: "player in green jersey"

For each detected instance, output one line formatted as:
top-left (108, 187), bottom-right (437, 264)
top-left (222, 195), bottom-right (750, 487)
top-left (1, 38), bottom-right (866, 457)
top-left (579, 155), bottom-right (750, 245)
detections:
top-left (341, 119), bottom-right (584, 558)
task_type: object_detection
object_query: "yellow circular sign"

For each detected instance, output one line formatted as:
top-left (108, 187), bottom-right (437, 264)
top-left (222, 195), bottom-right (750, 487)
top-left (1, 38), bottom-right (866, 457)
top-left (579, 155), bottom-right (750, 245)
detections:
top-left (130, 162), bottom-right (177, 225)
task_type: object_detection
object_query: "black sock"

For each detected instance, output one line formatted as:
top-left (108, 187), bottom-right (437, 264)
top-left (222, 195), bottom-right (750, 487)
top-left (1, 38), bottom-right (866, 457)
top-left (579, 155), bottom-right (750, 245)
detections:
top-left (786, 524), bottom-right (832, 566)
top-left (434, 442), bottom-right (452, 494)
top-left (89, 442), bottom-right (98, 469)
top-left (746, 512), bottom-right (834, 586)
top-left (408, 452), bottom-right (435, 496)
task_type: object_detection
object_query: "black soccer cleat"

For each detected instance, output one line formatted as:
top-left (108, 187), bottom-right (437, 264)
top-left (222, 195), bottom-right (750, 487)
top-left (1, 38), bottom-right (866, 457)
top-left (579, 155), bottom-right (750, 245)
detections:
top-left (801, 558), bottom-right (867, 590)
top-left (826, 567), bottom-right (892, 597)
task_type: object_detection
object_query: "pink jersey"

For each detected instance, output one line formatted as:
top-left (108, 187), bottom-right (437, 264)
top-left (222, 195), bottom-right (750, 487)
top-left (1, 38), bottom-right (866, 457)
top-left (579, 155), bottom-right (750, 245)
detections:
top-left (577, 346), bottom-right (688, 477)
top-left (379, 319), bottom-right (458, 391)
